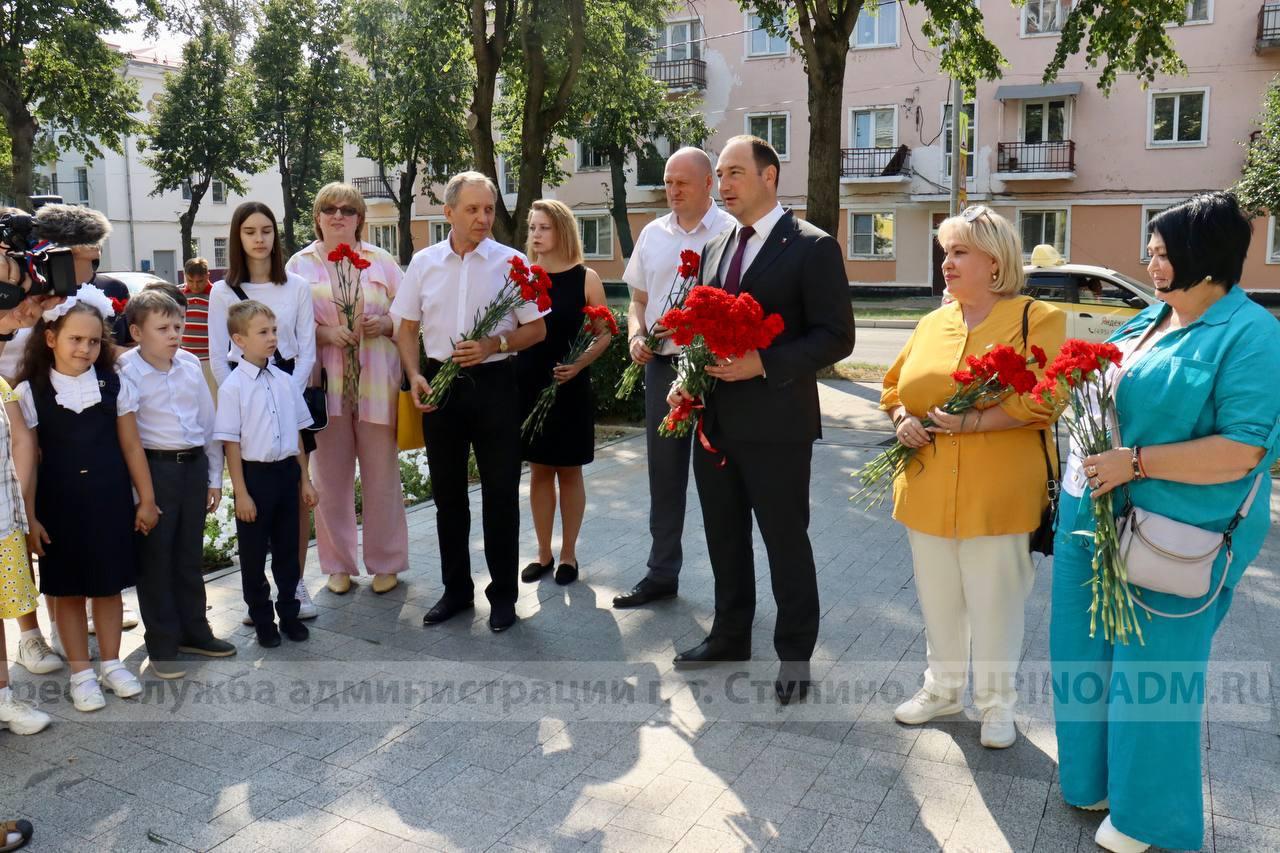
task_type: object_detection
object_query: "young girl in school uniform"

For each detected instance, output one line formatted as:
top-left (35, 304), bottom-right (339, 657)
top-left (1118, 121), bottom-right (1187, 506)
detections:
top-left (15, 286), bottom-right (160, 712)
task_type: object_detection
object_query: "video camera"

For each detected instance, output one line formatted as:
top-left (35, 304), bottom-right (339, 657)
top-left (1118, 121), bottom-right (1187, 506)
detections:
top-left (0, 198), bottom-right (111, 310)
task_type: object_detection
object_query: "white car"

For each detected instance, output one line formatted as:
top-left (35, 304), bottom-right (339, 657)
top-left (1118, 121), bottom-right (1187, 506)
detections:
top-left (98, 271), bottom-right (169, 296)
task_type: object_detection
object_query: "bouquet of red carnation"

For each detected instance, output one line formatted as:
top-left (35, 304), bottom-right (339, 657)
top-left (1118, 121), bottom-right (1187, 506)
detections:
top-left (656, 285), bottom-right (785, 439)
top-left (522, 304), bottom-right (619, 438)
top-left (1030, 339), bottom-right (1141, 644)
top-left (852, 344), bottom-right (1046, 508)
top-left (327, 243), bottom-right (371, 410)
top-left (615, 249), bottom-right (701, 400)
top-left (423, 256), bottom-right (552, 409)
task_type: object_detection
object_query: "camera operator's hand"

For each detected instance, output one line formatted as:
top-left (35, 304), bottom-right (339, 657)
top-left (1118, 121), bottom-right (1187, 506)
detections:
top-left (0, 254), bottom-right (22, 289)
top-left (0, 294), bottom-right (59, 334)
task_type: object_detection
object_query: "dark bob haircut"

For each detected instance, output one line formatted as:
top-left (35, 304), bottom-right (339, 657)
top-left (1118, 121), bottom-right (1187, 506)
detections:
top-left (1149, 191), bottom-right (1252, 291)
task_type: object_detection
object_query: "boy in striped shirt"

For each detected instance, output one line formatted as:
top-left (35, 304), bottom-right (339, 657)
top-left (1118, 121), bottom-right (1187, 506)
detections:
top-left (182, 257), bottom-right (215, 393)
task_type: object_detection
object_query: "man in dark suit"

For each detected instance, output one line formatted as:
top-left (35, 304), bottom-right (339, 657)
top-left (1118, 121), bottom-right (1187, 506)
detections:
top-left (668, 135), bottom-right (854, 704)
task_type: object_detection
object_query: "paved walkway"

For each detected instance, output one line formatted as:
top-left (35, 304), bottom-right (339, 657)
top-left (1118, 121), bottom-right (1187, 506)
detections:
top-left (3, 381), bottom-right (1278, 852)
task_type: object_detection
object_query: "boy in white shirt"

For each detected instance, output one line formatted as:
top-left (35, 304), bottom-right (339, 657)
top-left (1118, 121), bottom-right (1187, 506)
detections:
top-left (121, 291), bottom-right (236, 679)
top-left (213, 301), bottom-right (318, 647)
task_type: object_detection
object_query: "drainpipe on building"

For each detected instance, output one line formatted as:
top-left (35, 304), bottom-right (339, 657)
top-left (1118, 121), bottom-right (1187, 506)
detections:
top-left (948, 74), bottom-right (963, 217)
top-left (122, 133), bottom-right (138, 268)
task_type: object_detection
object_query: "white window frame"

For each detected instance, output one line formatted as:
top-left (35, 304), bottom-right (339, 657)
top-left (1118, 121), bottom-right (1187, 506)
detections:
top-left (745, 11), bottom-right (789, 57)
top-left (1169, 0), bottom-right (1212, 25)
top-left (744, 112), bottom-right (791, 161)
top-left (654, 19), bottom-right (702, 62)
top-left (1020, 98), bottom-right (1071, 144)
top-left (497, 155), bottom-right (518, 196)
top-left (1266, 215), bottom-right (1280, 264)
top-left (847, 209), bottom-right (896, 260)
top-left (429, 220), bottom-right (451, 245)
top-left (1147, 87), bottom-right (1209, 149)
top-left (71, 166), bottom-right (89, 203)
top-left (577, 214), bottom-right (614, 260)
top-left (1021, 0), bottom-right (1070, 37)
top-left (1140, 205), bottom-right (1173, 262)
top-left (941, 102), bottom-right (977, 181)
top-left (849, 105), bottom-right (898, 149)
top-left (211, 179), bottom-right (227, 204)
top-left (577, 141), bottom-right (610, 171)
top-left (1017, 208), bottom-right (1070, 259)
top-left (852, 0), bottom-right (899, 49)
top-left (370, 223), bottom-right (398, 254)
top-left (213, 237), bottom-right (228, 269)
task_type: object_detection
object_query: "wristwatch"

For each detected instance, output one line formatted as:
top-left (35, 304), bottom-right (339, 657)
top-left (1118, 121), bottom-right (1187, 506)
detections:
top-left (498, 334), bottom-right (510, 353)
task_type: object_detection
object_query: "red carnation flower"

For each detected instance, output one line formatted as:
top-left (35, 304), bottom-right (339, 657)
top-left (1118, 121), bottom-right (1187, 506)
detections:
top-left (677, 249), bottom-right (700, 280)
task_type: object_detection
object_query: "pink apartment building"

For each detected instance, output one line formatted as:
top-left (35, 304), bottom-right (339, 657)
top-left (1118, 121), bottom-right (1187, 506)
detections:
top-left (347, 0), bottom-right (1280, 292)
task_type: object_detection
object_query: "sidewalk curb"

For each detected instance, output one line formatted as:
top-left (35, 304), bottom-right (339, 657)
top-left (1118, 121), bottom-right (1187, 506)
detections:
top-left (855, 318), bottom-right (918, 329)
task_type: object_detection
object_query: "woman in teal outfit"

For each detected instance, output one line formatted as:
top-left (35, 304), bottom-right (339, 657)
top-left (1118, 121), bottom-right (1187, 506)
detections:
top-left (1050, 192), bottom-right (1280, 853)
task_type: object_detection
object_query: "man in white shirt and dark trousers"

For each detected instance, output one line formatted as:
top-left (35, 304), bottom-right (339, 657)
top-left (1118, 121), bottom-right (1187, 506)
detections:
top-left (121, 292), bottom-right (236, 678)
top-left (214, 300), bottom-right (318, 648)
top-left (614, 149), bottom-right (735, 609)
top-left (393, 172), bottom-right (548, 633)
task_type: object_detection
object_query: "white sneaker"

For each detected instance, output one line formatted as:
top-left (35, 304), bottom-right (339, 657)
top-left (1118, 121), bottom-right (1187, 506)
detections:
top-left (121, 603), bottom-right (139, 630)
top-left (894, 688), bottom-right (963, 725)
top-left (69, 674), bottom-right (106, 712)
top-left (100, 665), bottom-right (142, 699)
top-left (1095, 816), bottom-right (1150, 853)
top-left (296, 581), bottom-right (318, 620)
top-left (0, 688), bottom-right (51, 735)
top-left (980, 707), bottom-right (1017, 748)
top-left (49, 626), bottom-right (65, 659)
top-left (16, 635), bottom-right (64, 675)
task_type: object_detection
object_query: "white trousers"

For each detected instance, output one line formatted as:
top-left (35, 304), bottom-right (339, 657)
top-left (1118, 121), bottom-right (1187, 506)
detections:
top-left (905, 530), bottom-right (1036, 711)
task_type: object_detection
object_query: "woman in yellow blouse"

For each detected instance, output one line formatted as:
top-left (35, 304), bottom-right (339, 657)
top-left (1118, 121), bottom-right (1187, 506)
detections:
top-left (881, 206), bottom-right (1064, 749)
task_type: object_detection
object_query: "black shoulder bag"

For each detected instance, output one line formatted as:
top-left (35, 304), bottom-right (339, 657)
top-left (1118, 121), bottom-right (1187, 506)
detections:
top-left (228, 283), bottom-right (328, 433)
top-left (1022, 299), bottom-right (1058, 557)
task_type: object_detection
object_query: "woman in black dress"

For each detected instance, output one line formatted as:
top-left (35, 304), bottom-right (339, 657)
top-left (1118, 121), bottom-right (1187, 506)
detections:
top-left (517, 200), bottom-right (613, 585)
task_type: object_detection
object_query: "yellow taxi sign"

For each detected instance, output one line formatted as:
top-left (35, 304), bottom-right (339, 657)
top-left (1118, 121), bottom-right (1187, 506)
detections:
top-left (1029, 244), bottom-right (1066, 268)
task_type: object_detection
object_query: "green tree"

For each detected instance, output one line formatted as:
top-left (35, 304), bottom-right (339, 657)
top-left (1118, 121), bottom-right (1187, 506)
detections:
top-left (139, 21), bottom-right (265, 262)
top-left (248, 0), bottom-right (354, 255)
top-left (153, 0), bottom-right (258, 48)
top-left (350, 0), bottom-right (472, 264)
top-left (0, 0), bottom-right (154, 210)
top-left (1236, 74), bottom-right (1280, 217)
top-left (742, 0), bottom-right (1191, 238)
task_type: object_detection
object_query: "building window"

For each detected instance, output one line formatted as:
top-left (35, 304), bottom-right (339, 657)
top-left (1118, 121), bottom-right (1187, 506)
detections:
top-left (182, 178), bottom-right (227, 203)
top-left (1184, 0), bottom-right (1210, 23)
top-left (430, 221), bottom-right (451, 245)
top-left (578, 215), bottom-right (613, 259)
top-left (498, 156), bottom-right (518, 195)
top-left (853, 0), bottom-right (898, 48)
top-left (370, 223), bottom-right (398, 254)
top-left (746, 113), bottom-right (789, 159)
top-left (1023, 0), bottom-right (1069, 36)
top-left (577, 142), bottom-right (610, 171)
top-left (747, 12), bottom-right (788, 56)
top-left (213, 237), bottom-right (228, 269)
top-left (1019, 209), bottom-right (1068, 257)
top-left (848, 211), bottom-right (895, 259)
top-left (1267, 216), bottom-right (1279, 263)
top-left (1023, 99), bottom-right (1068, 143)
top-left (1149, 90), bottom-right (1207, 146)
top-left (851, 107), bottom-right (896, 149)
top-left (1141, 206), bottom-right (1172, 260)
top-left (943, 103), bottom-right (976, 179)
top-left (655, 20), bottom-right (701, 61)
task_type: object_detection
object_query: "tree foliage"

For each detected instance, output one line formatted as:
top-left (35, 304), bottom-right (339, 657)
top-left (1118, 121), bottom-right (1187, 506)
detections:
top-left (247, 0), bottom-right (355, 255)
top-left (1235, 75), bottom-right (1280, 218)
top-left (139, 21), bottom-right (264, 261)
top-left (0, 0), bottom-right (156, 209)
top-left (349, 0), bottom-right (473, 263)
top-left (151, 0), bottom-right (258, 49)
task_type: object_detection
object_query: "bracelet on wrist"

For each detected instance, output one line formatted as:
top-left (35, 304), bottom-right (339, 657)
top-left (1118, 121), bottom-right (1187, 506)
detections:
top-left (1130, 446), bottom-right (1146, 481)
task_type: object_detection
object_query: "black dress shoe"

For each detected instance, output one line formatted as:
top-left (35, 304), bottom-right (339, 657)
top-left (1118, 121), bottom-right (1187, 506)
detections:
top-left (423, 597), bottom-right (474, 626)
top-left (613, 578), bottom-right (678, 609)
top-left (775, 662), bottom-right (812, 706)
top-left (489, 604), bottom-right (517, 633)
top-left (672, 637), bottom-right (751, 669)
top-left (255, 623), bottom-right (282, 648)
top-left (178, 637), bottom-right (237, 657)
top-left (521, 559), bottom-right (554, 583)
top-left (554, 561), bottom-right (579, 585)
top-left (280, 620), bottom-right (310, 642)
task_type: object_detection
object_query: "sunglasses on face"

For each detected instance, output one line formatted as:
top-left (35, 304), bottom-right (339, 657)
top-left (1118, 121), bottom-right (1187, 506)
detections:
top-left (321, 205), bottom-right (359, 217)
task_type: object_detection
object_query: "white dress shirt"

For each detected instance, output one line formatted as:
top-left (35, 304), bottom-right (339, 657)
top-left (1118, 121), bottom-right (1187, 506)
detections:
top-left (16, 366), bottom-right (132, 427)
top-left (213, 361), bottom-right (314, 462)
top-left (118, 348), bottom-right (224, 488)
top-left (390, 236), bottom-right (549, 363)
top-left (717, 202), bottom-right (787, 284)
top-left (207, 273), bottom-right (318, 392)
top-left (623, 203), bottom-right (735, 355)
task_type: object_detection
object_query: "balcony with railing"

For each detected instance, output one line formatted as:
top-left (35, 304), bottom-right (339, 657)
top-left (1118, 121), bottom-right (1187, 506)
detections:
top-left (352, 174), bottom-right (400, 200)
top-left (636, 156), bottom-right (666, 188)
top-left (994, 141), bottom-right (1076, 179)
top-left (839, 145), bottom-right (911, 182)
top-left (1260, 2), bottom-right (1280, 49)
top-left (649, 58), bottom-right (707, 90)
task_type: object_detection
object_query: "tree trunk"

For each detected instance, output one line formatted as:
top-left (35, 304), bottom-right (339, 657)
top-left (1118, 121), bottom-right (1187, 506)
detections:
top-left (397, 160), bottom-right (418, 265)
top-left (607, 145), bottom-right (634, 258)
top-left (804, 43), bottom-right (847, 240)
top-left (467, 0), bottom-right (514, 245)
top-left (278, 151), bottom-right (297, 255)
top-left (3, 109), bottom-right (37, 211)
top-left (179, 190), bottom-right (204, 263)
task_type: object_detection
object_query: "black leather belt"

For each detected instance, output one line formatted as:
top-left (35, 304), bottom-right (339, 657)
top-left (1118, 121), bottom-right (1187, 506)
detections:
top-left (145, 447), bottom-right (204, 464)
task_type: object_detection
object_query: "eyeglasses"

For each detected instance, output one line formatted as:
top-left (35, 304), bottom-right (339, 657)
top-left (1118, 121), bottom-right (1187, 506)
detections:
top-left (321, 205), bottom-right (359, 217)
top-left (961, 205), bottom-right (992, 223)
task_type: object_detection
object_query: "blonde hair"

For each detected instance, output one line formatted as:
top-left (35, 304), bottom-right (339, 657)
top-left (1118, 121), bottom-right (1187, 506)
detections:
top-left (313, 182), bottom-right (367, 243)
top-left (227, 300), bottom-right (276, 337)
top-left (937, 206), bottom-right (1024, 295)
top-left (526, 199), bottom-right (584, 265)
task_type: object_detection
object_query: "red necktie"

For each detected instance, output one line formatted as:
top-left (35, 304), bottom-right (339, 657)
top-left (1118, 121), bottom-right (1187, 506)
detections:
top-left (723, 225), bottom-right (755, 295)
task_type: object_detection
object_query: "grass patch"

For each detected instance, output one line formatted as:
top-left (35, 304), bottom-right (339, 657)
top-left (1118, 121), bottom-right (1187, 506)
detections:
top-left (818, 361), bottom-right (888, 383)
